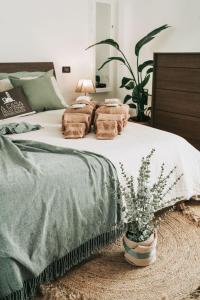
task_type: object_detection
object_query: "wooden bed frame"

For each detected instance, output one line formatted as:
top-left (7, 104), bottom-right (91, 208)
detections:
top-left (0, 62), bottom-right (55, 76)
top-left (151, 53), bottom-right (200, 150)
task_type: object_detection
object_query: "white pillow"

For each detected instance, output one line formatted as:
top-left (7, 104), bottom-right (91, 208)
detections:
top-left (0, 78), bottom-right (13, 92)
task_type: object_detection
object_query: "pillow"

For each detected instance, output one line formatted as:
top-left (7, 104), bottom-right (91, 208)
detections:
top-left (0, 70), bottom-right (54, 92)
top-left (0, 87), bottom-right (34, 120)
top-left (0, 71), bottom-right (50, 80)
top-left (0, 78), bottom-right (13, 92)
top-left (10, 72), bottom-right (65, 112)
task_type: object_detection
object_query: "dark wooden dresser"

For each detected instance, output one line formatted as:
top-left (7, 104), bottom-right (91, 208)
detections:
top-left (151, 53), bottom-right (200, 150)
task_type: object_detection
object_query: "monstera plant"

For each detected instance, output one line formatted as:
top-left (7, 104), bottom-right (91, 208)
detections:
top-left (87, 24), bottom-right (170, 122)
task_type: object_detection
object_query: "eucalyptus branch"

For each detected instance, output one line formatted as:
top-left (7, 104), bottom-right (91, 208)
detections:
top-left (119, 149), bottom-right (183, 242)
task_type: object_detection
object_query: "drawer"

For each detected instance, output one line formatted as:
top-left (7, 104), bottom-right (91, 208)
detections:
top-left (153, 110), bottom-right (200, 141)
top-left (156, 67), bottom-right (200, 93)
top-left (155, 53), bottom-right (200, 69)
top-left (153, 89), bottom-right (200, 118)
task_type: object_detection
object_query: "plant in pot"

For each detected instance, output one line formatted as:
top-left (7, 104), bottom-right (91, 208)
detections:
top-left (119, 149), bottom-right (183, 267)
top-left (87, 24), bottom-right (170, 122)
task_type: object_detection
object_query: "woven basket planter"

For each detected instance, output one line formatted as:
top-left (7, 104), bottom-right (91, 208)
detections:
top-left (123, 231), bottom-right (157, 267)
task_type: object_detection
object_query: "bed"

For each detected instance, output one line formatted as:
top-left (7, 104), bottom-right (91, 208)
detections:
top-left (0, 62), bottom-right (200, 300)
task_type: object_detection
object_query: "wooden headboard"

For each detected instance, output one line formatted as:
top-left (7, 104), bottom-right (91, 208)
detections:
top-left (151, 53), bottom-right (200, 150)
top-left (0, 62), bottom-right (55, 76)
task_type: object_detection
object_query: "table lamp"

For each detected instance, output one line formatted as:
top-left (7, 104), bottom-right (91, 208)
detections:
top-left (75, 79), bottom-right (96, 95)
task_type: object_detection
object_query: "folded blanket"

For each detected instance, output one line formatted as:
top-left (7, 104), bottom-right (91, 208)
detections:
top-left (62, 101), bottom-right (97, 139)
top-left (96, 113), bottom-right (124, 134)
top-left (96, 120), bottom-right (118, 140)
top-left (63, 123), bottom-right (86, 139)
top-left (62, 113), bottom-right (91, 133)
top-left (65, 105), bottom-right (93, 115)
top-left (105, 98), bottom-right (120, 105)
top-left (76, 99), bottom-right (97, 108)
top-left (95, 104), bottom-right (130, 125)
top-left (0, 122), bottom-right (41, 135)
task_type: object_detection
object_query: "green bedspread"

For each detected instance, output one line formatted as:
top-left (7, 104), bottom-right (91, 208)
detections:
top-left (0, 122), bottom-right (41, 135)
top-left (0, 136), bottom-right (121, 300)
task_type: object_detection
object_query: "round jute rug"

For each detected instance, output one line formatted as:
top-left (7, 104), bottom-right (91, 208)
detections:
top-left (37, 205), bottom-right (200, 300)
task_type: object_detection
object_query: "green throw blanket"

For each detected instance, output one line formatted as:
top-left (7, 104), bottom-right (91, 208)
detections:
top-left (0, 136), bottom-right (121, 300)
top-left (0, 122), bottom-right (41, 135)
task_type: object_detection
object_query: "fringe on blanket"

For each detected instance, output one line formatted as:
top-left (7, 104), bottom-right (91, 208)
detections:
top-left (177, 202), bottom-right (200, 227)
top-left (2, 225), bottom-right (125, 300)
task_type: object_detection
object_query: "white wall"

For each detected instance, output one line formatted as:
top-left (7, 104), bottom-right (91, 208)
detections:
top-left (1, 0), bottom-right (199, 105)
top-left (0, 0), bottom-right (101, 104)
top-left (117, 0), bottom-right (200, 102)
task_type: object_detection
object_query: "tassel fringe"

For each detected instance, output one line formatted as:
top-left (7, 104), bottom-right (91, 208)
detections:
top-left (2, 225), bottom-right (124, 300)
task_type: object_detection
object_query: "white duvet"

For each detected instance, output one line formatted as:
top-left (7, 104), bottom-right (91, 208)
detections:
top-left (2, 109), bottom-right (200, 202)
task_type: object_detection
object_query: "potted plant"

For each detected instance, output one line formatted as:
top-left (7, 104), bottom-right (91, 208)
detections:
top-left (87, 24), bottom-right (170, 122)
top-left (119, 149), bottom-right (183, 267)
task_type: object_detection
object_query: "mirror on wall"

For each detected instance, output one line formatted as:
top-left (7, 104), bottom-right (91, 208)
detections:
top-left (90, 0), bottom-right (116, 93)
top-left (96, 2), bottom-right (111, 91)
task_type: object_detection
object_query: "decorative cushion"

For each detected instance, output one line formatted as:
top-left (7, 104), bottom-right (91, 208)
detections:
top-left (0, 87), bottom-right (34, 120)
top-left (10, 72), bottom-right (65, 112)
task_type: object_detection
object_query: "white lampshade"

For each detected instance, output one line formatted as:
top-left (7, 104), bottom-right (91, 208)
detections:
top-left (75, 79), bottom-right (96, 94)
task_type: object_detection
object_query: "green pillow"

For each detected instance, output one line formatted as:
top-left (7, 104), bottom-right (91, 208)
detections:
top-left (10, 72), bottom-right (64, 112)
top-left (0, 70), bottom-right (53, 80)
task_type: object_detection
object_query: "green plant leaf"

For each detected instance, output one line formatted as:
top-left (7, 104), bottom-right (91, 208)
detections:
top-left (98, 60), bottom-right (111, 71)
top-left (132, 95), bottom-right (140, 103)
top-left (124, 95), bottom-right (132, 103)
top-left (140, 92), bottom-right (148, 105)
top-left (86, 39), bottom-right (120, 50)
top-left (108, 57), bottom-right (126, 63)
top-left (138, 60), bottom-right (154, 72)
top-left (135, 24), bottom-right (169, 56)
top-left (98, 56), bottom-right (126, 71)
top-left (146, 67), bottom-right (154, 74)
top-left (140, 75), bottom-right (150, 88)
top-left (125, 81), bottom-right (135, 90)
top-left (120, 77), bottom-right (133, 88)
top-left (135, 36), bottom-right (155, 56)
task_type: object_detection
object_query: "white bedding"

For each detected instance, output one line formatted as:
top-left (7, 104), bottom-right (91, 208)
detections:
top-left (1, 109), bottom-right (200, 202)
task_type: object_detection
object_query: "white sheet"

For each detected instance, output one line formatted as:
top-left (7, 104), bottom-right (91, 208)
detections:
top-left (2, 109), bottom-right (200, 203)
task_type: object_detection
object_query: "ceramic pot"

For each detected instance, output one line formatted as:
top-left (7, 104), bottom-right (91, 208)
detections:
top-left (123, 231), bottom-right (157, 267)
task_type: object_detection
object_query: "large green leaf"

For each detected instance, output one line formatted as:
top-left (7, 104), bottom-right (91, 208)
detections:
top-left (146, 67), bottom-right (154, 74)
top-left (98, 60), bottom-right (111, 71)
top-left (98, 56), bottom-right (126, 71)
top-left (108, 57), bottom-right (126, 63)
top-left (125, 81), bottom-right (135, 90)
top-left (147, 24), bottom-right (170, 38)
top-left (86, 39), bottom-right (120, 50)
top-left (132, 86), bottom-right (140, 97)
top-left (138, 60), bottom-right (153, 72)
top-left (135, 24), bottom-right (169, 56)
top-left (135, 36), bottom-right (154, 56)
top-left (140, 75), bottom-right (150, 89)
top-left (124, 95), bottom-right (132, 103)
top-left (120, 77), bottom-right (133, 88)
